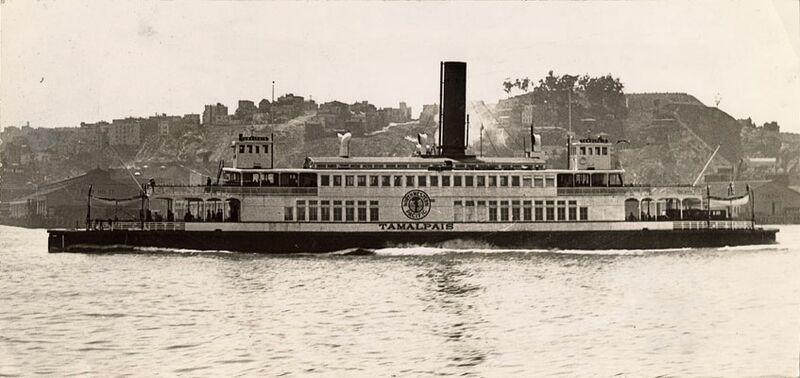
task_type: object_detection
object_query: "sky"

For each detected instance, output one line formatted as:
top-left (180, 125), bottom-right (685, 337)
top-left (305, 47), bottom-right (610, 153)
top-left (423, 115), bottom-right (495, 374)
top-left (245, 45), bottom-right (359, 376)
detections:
top-left (1, 1), bottom-right (798, 132)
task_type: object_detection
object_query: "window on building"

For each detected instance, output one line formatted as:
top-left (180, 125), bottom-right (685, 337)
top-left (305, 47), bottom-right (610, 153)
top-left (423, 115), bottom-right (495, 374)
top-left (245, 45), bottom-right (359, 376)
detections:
top-left (346, 176), bottom-right (355, 187)
top-left (357, 175), bottom-right (367, 187)
top-left (333, 175), bottom-right (342, 187)
top-left (477, 176), bottom-right (485, 187)
top-left (369, 175), bottom-right (379, 187)
top-left (284, 206), bottom-right (293, 221)
top-left (500, 176), bottom-right (509, 187)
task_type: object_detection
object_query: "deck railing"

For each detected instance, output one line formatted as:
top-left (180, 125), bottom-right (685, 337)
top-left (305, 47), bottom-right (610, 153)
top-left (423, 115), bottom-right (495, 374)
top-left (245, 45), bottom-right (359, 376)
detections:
top-left (150, 185), bottom-right (317, 196)
top-left (672, 220), bottom-right (753, 230)
top-left (557, 186), bottom-right (701, 196)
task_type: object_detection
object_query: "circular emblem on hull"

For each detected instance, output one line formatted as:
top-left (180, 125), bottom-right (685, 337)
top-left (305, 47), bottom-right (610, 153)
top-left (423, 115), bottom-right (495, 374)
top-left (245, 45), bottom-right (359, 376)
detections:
top-left (401, 190), bottom-right (431, 220)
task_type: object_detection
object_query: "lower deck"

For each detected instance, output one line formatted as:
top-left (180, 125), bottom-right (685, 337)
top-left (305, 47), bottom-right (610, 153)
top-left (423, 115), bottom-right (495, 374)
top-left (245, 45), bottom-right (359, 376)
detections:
top-left (48, 221), bottom-right (778, 253)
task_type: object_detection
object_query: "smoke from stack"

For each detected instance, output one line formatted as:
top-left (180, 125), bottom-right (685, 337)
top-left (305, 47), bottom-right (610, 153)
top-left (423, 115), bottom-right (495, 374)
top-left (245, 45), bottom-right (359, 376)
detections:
top-left (337, 132), bottom-right (352, 157)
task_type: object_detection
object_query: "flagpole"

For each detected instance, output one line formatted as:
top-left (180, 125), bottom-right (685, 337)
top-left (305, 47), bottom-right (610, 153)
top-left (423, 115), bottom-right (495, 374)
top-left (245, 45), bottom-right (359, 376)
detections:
top-left (706, 185), bottom-right (711, 228)
top-left (749, 185), bottom-right (755, 228)
top-left (480, 123), bottom-right (484, 157)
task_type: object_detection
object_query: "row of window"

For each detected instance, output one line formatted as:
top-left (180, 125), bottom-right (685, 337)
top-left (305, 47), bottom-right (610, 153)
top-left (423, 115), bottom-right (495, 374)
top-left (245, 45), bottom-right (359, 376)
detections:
top-left (453, 199), bottom-right (589, 222)
top-left (319, 174), bottom-right (558, 189)
top-left (237, 144), bottom-right (271, 154)
top-left (576, 145), bottom-right (609, 156)
top-left (285, 200), bottom-right (380, 222)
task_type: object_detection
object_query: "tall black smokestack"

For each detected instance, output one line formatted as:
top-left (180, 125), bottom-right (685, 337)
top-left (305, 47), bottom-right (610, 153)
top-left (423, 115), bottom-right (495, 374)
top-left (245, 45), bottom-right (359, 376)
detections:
top-left (440, 61), bottom-right (467, 157)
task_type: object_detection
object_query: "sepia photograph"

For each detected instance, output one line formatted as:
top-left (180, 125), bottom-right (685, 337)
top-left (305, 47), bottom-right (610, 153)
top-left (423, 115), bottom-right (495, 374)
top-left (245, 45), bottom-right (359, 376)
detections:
top-left (1, 0), bottom-right (799, 376)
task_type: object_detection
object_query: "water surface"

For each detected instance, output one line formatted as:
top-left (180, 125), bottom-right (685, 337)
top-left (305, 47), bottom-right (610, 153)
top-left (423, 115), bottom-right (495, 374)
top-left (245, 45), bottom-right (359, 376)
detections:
top-left (1, 225), bottom-right (799, 376)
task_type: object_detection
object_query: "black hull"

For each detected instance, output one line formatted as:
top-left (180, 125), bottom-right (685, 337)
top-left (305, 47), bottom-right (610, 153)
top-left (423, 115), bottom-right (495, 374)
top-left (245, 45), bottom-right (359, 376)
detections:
top-left (48, 229), bottom-right (779, 254)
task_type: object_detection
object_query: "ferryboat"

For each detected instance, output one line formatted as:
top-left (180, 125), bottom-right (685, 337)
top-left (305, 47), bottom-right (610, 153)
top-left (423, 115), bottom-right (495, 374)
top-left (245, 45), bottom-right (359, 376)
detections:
top-left (48, 62), bottom-right (777, 253)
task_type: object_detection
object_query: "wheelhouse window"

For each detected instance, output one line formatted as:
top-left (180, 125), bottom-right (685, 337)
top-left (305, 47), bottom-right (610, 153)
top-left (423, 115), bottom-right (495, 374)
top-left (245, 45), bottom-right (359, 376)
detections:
top-left (454, 176), bottom-right (462, 187)
top-left (511, 176), bottom-right (520, 187)
top-left (393, 175), bottom-right (402, 187)
top-left (321, 175), bottom-right (330, 186)
top-left (357, 175), bottom-right (367, 187)
top-left (500, 176), bottom-right (509, 187)
top-left (346, 175), bottom-right (355, 187)
top-left (430, 176), bottom-right (439, 187)
top-left (489, 176), bottom-right (497, 187)
top-left (418, 176), bottom-right (427, 187)
top-left (465, 176), bottom-right (474, 187)
top-left (534, 176), bottom-right (544, 188)
top-left (477, 176), bottom-right (485, 187)
top-left (333, 175), bottom-right (342, 187)
top-left (545, 176), bottom-right (556, 188)
top-left (442, 175), bottom-right (451, 187)
top-left (381, 175), bottom-right (391, 187)
top-left (284, 206), bottom-right (293, 221)
top-left (369, 175), bottom-right (379, 187)
top-left (580, 207), bottom-right (588, 220)
top-left (406, 176), bottom-right (415, 187)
